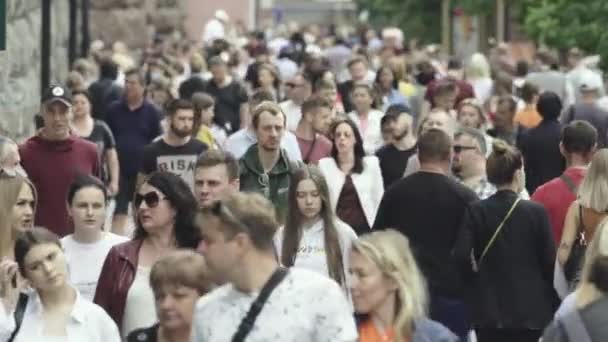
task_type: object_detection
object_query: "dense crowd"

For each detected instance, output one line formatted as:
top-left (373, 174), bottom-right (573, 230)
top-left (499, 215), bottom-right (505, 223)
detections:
top-left (2, 9), bottom-right (608, 342)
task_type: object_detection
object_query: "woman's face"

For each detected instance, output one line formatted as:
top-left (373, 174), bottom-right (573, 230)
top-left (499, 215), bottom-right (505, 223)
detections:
top-left (258, 68), bottom-right (275, 88)
top-left (155, 284), bottom-right (200, 331)
top-left (72, 94), bottom-right (91, 119)
top-left (458, 104), bottom-right (482, 129)
top-left (379, 68), bottom-right (394, 89)
top-left (12, 183), bottom-right (35, 233)
top-left (68, 186), bottom-right (106, 233)
top-left (23, 243), bottom-right (68, 291)
top-left (201, 106), bottom-right (215, 126)
top-left (295, 179), bottom-right (322, 221)
top-left (349, 249), bottom-right (396, 315)
top-left (334, 123), bottom-right (356, 155)
top-left (352, 87), bottom-right (373, 112)
top-left (136, 183), bottom-right (176, 233)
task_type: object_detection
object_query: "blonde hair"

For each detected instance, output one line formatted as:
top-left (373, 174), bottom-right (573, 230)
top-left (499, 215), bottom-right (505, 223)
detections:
top-left (150, 249), bottom-right (213, 295)
top-left (0, 138), bottom-right (18, 165)
top-left (0, 174), bottom-right (37, 258)
top-left (352, 229), bottom-right (427, 340)
top-left (578, 149), bottom-right (608, 212)
top-left (466, 53), bottom-right (491, 79)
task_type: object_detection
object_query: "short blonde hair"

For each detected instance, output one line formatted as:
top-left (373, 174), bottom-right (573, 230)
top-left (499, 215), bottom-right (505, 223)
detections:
top-left (150, 249), bottom-right (212, 295)
top-left (352, 229), bottom-right (427, 340)
top-left (578, 149), bottom-right (608, 212)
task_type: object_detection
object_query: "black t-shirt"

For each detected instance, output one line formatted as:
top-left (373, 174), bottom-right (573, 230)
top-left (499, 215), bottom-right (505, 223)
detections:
top-left (373, 172), bottom-right (478, 297)
top-left (205, 80), bottom-right (248, 133)
top-left (376, 144), bottom-right (416, 189)
top-left (84, 120), bottom-right (116, 183)
top-left (178, 76), bottom-right (207, 100)
top-left (140, 138), bottom-right (208, 189)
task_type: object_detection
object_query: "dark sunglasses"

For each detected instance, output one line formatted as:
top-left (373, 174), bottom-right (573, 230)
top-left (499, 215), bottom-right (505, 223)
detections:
top-left (134, 191), bottom-right (166, 208)
top-left (453, 145), bottom-right (477, 153)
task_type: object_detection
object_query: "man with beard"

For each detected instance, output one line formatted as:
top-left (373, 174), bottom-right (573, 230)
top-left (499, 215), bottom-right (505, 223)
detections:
top-left (294, 96), bottom-right (334, 164)
top-left (376, 105), bottom-right (417, 188)
top-left (139, 99), bottom-right (208, 190)
top-left (239, 101), bottom-right (301, 222)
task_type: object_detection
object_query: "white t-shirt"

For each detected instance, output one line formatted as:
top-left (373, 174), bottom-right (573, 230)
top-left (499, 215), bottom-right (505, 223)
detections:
top-left (61, 233), bottom-right (129, 301)
top-left (279, 100), bottom-right (302, 132)
top-left (191, 268), bottom-right (358, 342)
top-left (122, 266), bottom-right (157, 338)
top-left (274, 219), bottom-right (357, 288)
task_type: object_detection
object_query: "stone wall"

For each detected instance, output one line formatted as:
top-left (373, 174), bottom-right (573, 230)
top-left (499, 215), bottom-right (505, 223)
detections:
top-left (89, 0), bottom-right (186, 49)
top-left (0, 0), bottom-right (70, 141)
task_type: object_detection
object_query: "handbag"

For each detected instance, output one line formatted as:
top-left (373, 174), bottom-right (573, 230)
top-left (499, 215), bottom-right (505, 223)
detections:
top-left (8, 293), bottom-right (29, 342)
top-left (231, 267), bottom-right (289, 342)
top-left (473, 198), bottom-right (521, 272)
top-left (563, 205), bottom-right (588, 288)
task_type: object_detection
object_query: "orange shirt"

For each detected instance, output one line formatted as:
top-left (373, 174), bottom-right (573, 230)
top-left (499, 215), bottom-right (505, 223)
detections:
top-left (514, 106), bottom-right (543, 128)
top-left (359, 319), bottom-right (411, 342)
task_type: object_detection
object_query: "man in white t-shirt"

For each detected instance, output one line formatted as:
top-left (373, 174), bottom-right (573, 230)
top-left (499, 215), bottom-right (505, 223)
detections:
top-left (280, 72), bottom-right (312, 131)
top-left (192, 192), bottom-right (357, 342)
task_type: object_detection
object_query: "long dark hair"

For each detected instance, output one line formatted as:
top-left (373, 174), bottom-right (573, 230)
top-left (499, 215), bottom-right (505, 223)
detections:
top-left (133, 172), bottom-right (200, 248)
top-left (330, 118), bottom-right (365, 174)
top-left (282, 165), bottom-right (346, 286)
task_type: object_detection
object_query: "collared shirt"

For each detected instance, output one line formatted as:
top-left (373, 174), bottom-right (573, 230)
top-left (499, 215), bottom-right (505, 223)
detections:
top-left (223, 128), bottom-right (303, 161)
top-left (0, 288), bottom-right (121, 342)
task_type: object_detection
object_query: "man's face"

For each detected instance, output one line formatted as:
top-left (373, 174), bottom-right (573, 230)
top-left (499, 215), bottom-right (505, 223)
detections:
top-left (310, 106), bottom-right (333, 135)
top-left (495, 101), bottom-right (515, 129)
top-left (255, 111), bottom-right (285, 152)
top-left (452, 134), bottom-right (482, 178)
top-left (125, 74), bottom-right (144, 100)
top-left (170, 109), bottom-right (195, 138)
top-left (422, 111), bottom-right (450, 134)
top-left (42, 101), bottom-right (72, 140)
top-left (318, 88), bottom-right (337, 106)
top-left (392, 113), bottom-right (412, 141)
top-left (287, 76), bottom-right (311, 103)
top-left (458, 104), bottom-right (482, 129)
top-left (194, 165), bottom-right (238, 209)
top-left (349, 61), bottom-right (368, 82)
top-left (197, 216), bottom-right (240, 285)
top-left (381, 118), bottom-right (397, 144)
top-left (210, 64), bottom-right (227, 83)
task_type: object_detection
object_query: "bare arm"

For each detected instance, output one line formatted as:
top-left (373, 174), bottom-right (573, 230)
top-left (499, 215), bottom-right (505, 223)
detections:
top-left (239, 102), bottom-right (250, 129)
top-left (558, 202), bottom-right (579, 266)
top-left (106, 148), bottom-right (120, 196)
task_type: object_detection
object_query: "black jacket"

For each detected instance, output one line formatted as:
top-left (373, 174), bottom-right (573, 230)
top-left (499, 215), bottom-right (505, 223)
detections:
top-left (519, 119), bottom-right (565, 194)
top-left (454, 190), bottom-right (559, 329)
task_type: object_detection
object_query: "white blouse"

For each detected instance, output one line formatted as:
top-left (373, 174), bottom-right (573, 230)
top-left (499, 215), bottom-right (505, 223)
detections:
top-left (0, 288), bottom-right (120, 342)
top-left (122, 265), bottom-right (157, 338)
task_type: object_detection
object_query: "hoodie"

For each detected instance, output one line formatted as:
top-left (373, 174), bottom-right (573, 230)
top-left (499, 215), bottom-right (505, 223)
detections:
top-left (20, 134), bottom-right (99, 237)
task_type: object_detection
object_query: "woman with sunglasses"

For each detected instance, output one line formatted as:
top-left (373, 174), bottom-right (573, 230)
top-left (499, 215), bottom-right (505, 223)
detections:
top-left (454, 140), bottom-right (558, 342)
top-left (319, 118), bottom-right (384, 236)
top-left (347, 83), bottom-right (385, 154)
top-left (61, 175), bottom-right (128, 301)
top-left (350, 229), bottom-right (457, 342)
top-left (275, 165), bottom-right (357, 294)
top-left (94, 171), bottom-right (200, 339)
top-left (127, 250), bottom-right (212, 342)
top-left (0, 227), bottom-right (121, 341)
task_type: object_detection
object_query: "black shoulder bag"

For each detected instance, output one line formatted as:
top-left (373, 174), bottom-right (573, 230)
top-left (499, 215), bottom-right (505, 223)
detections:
top-left (559, 174), bottom-right (587, 288)
top-left (8, 293), bottom-right (29, 342)
top-left (231, 268), bottom-right (289, 342)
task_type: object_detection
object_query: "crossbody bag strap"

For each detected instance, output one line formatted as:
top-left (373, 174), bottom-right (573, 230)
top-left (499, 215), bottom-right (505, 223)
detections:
top-left (303, 134), bottom-right (318, 164)
top-left (478, 198), bottom-right (521, 267)
top-left (231, 267), bottom-right (289, 342)
top-left (8, 293), bottom-right (29, 342)
top-left (560, 174), bottom-right (578, 194)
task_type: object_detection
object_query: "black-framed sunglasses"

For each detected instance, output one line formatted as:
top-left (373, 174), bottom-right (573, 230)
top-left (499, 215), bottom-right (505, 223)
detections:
top-left (134, 191), bottom-right (166, 208)
top-left (453, 145), bottom-right (478, 154)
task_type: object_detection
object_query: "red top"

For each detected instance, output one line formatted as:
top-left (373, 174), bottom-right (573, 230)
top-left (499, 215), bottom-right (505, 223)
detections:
top-left (19, 134), bottom-right (99, 237)
top-left (532, 167), bottom-right (587, 244)
top-left (296, 134), bottom-right (332, 165)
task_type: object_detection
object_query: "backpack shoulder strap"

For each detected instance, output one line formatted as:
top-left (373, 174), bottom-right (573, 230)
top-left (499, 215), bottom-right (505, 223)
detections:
top-left (8, 293), bottom-right (29, 342)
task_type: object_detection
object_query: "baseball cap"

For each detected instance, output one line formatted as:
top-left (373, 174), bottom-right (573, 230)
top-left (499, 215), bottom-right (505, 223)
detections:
top-left (579, 70), bottom-right (603, 92)
top-left (41, 84), bottom-right (72, 106)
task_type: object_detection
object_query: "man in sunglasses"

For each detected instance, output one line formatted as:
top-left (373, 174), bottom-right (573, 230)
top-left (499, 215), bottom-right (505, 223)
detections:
top-left (452, 127), bottom-right (494, 199)
top-left (19, 84), bottom-right (100, 237)
top-left (279, 72), bottom-right (312, 131)
top-left (193, 192), bottom-right (357, 341)
top-left (239, 101), bottom-right (301, 222)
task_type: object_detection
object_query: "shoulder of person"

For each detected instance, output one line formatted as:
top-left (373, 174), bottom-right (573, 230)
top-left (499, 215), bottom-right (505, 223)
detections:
top-left (195, 284), bottom-right (233, 312)
top-left (335, 219), bottom-right (358, 240)
top-left (126, 324), bottom-right (157, 342)
top-left (362, 155), bottom-right (380, 167)
top-left (413, 318), bottom-right (459, 342)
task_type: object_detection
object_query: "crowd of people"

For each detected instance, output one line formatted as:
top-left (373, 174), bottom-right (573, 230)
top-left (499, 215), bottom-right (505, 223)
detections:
top-left (3, 10), bottom-right (608, 341)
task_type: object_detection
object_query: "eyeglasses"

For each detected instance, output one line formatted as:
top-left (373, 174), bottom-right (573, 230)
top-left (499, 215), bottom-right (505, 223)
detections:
top-left (134, 191), bottom-right (166, 208)
top-left (453, 145), bottom-right (478, 154)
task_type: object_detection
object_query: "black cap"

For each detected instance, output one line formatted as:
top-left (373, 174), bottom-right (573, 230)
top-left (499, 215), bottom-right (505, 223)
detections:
top-left (41, 84), bottom-right (72, 106)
